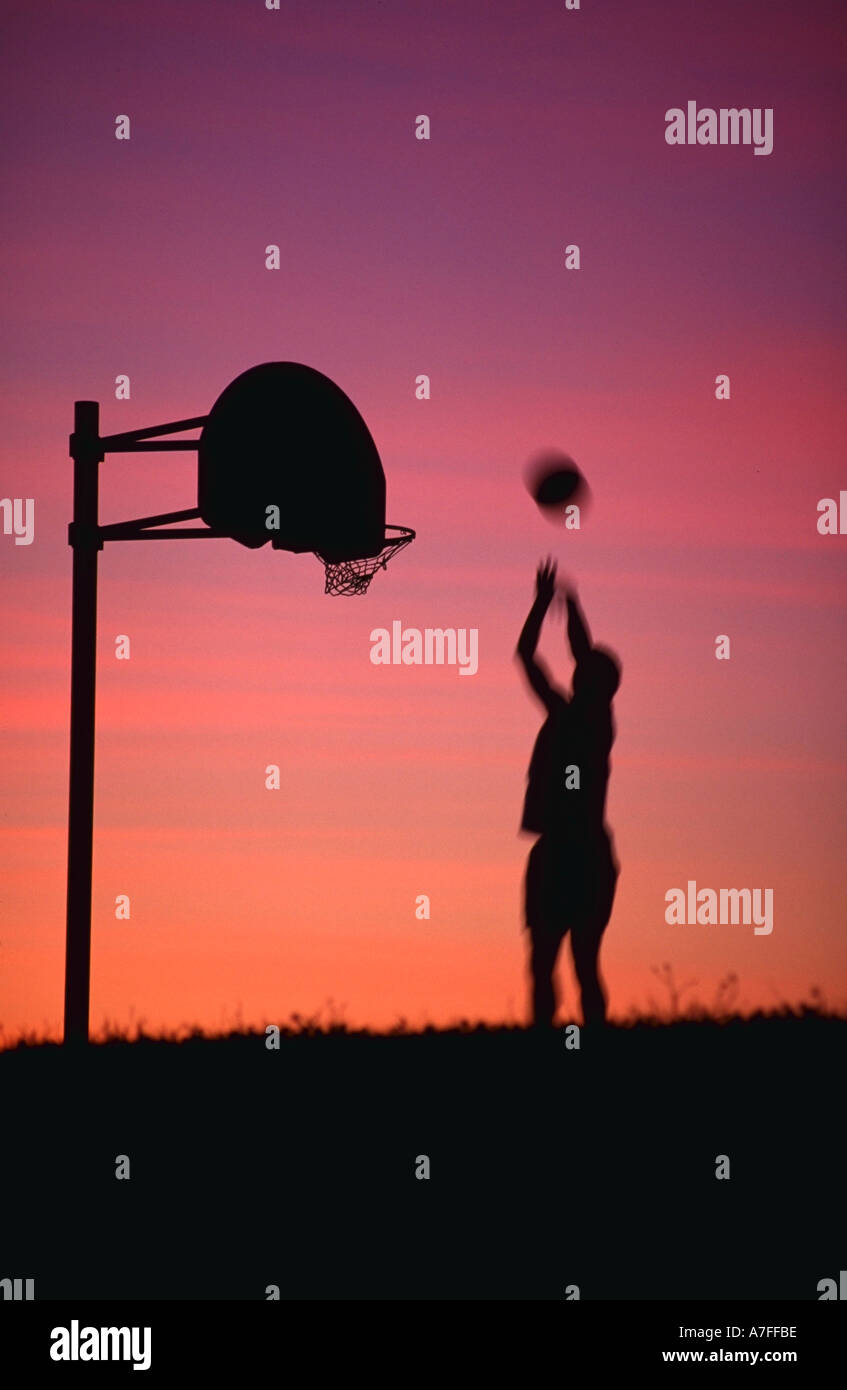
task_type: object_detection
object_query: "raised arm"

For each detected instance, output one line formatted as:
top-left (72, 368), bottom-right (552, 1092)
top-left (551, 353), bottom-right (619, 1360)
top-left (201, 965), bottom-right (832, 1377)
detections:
top-left (564, 588), bottom-right (593, 665)
top-left (516, 560), bottom-right (566, 712)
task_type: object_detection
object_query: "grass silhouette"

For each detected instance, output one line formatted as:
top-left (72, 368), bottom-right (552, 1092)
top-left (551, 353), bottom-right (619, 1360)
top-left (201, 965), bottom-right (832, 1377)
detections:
top-left (2, 970), bottom-right (843, 1051)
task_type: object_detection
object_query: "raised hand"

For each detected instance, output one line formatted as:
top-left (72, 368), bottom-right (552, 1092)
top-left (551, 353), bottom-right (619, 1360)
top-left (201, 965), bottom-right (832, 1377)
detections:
top-left (518, 557), bottom-right (566, 710)
top-left (535, 557), bottom-right (558, 607)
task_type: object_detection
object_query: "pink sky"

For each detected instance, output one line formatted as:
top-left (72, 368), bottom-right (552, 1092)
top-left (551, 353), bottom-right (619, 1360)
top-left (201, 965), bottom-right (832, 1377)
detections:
top-left (2, 0), bottom-right (846, 1039)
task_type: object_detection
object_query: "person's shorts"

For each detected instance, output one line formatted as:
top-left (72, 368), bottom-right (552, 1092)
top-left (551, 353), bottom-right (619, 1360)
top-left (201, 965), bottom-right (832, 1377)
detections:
top-left (524, 829), bottom-right (619, 941)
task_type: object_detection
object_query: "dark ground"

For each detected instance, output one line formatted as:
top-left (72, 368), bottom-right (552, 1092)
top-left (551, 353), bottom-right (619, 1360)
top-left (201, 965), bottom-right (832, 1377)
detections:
top-left (1, 1015), bottom-right (844, 1300)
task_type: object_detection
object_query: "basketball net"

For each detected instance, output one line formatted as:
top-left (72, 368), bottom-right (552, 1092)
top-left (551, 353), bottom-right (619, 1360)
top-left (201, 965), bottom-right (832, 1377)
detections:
top-left (315, 525), bottom-right (415, 596)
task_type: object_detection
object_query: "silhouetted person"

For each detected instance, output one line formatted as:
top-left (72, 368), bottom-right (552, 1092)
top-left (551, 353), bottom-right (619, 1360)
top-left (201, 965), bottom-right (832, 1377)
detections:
top-left (516, 559), bottom-right (621, 1026)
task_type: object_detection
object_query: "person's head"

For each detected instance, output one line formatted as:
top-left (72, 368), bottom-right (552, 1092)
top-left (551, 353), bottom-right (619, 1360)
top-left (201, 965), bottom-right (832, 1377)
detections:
top-left (572, 645), bottom-right (621, 702)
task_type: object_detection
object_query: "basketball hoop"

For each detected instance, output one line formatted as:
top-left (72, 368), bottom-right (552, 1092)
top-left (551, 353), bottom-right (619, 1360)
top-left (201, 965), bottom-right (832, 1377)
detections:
top-left (315, 524), bottom-right (415, 595)
top-left (62, 364), bottom-right (417, 1043)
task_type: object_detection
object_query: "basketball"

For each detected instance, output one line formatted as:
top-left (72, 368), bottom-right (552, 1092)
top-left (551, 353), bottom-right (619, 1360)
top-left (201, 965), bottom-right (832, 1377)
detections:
top-left (525, 452), bottom-right (587, 518)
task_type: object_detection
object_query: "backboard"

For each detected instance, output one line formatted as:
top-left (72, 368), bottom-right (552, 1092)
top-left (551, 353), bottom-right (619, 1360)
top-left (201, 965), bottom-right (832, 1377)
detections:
top-left (198, 362), bottom-right (387, 561)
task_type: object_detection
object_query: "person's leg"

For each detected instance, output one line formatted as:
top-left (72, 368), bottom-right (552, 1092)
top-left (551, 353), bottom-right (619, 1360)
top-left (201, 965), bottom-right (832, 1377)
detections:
top-left (525, 836), bottom-right (563, 1027)
top-left (570, 832), bottom-right (617, 1025)
top-left (529, 929), bottom-right (562, 1027)
top-left (570, 924), bottom-right (607, 1024)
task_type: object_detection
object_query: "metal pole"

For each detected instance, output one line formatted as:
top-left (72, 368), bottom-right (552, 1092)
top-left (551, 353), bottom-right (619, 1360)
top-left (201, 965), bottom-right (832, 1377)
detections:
top-left (63, 401), bottom-right (102, 1044)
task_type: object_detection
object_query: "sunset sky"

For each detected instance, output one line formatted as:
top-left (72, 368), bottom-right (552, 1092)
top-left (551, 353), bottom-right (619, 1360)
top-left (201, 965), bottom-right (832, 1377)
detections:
top-left (2, 0), bottom-right (846, 1040)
